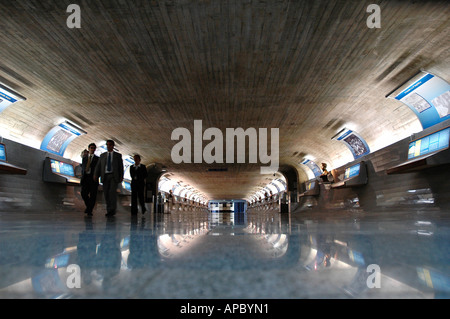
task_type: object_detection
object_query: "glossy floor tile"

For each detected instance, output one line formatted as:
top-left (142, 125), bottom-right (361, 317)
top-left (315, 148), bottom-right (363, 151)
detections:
top-left (0, 207), bottom-right (449, 299)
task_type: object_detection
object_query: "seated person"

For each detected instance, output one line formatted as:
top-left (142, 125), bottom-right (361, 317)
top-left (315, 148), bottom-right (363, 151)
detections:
top-left (320, 163), bottom-right (332, 182)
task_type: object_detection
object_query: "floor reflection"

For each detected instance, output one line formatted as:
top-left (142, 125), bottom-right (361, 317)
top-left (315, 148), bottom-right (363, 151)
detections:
top-left (0, 209), bottom-right (448, 298)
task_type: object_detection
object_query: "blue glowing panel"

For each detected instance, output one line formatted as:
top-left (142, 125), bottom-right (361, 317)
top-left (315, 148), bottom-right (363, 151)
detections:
top-left (121, 236), bottom-right (130, 249)
top-left (336, 129), bottom-right (370, 159)
top-left (45, 254), bottom-right (70, 269)
top-left (40, 122), bottom-right (85, 156)
top-left (122, 180), bottom-right (132, 191)
top-left (344, 163), bottom-right (360, 180)
top-left (395, 72), bottom-right (450, 129)
top-left (307, 181), bottom-right (316, 190)
top-left (301, 159), bottom-right (322, 177)
top-left (349, 250), bottom-right (365, 266)
top-left (0, 85), bottom-right (25, 113)
top-left (408, 127), bottom-right (450, 160)
top-left (0, 144), bottom-right (6, 162)
top-left (50, 159), bottom-right (75, 177)
top-left (269, 181), bottom-right (281, 193)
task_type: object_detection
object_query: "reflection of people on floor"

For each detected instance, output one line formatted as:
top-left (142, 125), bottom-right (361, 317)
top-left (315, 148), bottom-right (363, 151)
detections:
top-left (317, 234), bottom-right (333, 268)
top-left (77, 218), bottom-right (97, 284)
top-left (342, 234), bottom-right (376, 297)
top-left (96, 219), bottom-right (121, 290)
top-left (128, 217), bottom-right (160, 269)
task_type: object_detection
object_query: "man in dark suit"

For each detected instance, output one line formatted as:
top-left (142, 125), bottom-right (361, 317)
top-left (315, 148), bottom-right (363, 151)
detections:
top-left (81, 143), bottom-right (99, 216)
top-left (130, 154), bottom-right (148, 215)
top-left (94, 140), bottom-right (124, 217)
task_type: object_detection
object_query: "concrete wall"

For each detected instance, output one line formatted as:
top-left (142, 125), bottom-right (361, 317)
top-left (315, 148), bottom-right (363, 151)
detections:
top-left (295, 119), bottom-right (450, 213)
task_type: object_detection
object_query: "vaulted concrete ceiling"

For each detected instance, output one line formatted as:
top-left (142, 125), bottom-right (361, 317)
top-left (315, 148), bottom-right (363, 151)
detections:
top-left (0, 0), bottom-right (449, 200)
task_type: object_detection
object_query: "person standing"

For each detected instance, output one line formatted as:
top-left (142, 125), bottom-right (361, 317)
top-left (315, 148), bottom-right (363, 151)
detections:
top-left (81, 143), bottom-right (99, 216)
top-left (168, 189), bottom-right (174, 212)
top-left (94, 140), bottom-right (124, 217)
top-left (130, 154), bottom-right (147, 215)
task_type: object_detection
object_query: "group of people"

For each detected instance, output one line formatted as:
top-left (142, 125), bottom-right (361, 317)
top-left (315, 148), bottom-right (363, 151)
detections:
top-left (80, 140), bottom-right (147, 217)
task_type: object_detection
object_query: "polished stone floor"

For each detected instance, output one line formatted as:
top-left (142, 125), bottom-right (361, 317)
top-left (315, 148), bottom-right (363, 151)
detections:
top-left (0, 206), bottom-right (449, 299)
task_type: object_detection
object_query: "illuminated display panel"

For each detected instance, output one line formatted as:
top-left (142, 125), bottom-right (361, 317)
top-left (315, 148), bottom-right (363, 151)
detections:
top-left (122, 180), bottom-right (132, 191)
top-left (273, 178), bottom-right (286, 191)
top-left (0, 84), bottom-right (26, 113)
top-left (269, 181), bottom-right (281, 193)
top-left (344, 163), bottom-right (361, 179)
top-left (306, 181), bottom-right (316, 190)
top-left (50, 159), bottom-right (75, 177)
top-left (348, 250), bottom-right (365, 266)
top-left (45, 254), bottom-right (70, 269)
top-left (393, 72), bottom-right (450, 129)
top-left (408, 127), bottom-right (450, 160)
top-left (301, 159), bottom-right (322, 177)
top-left (334, 129), bottom-right (370, 159)
top-left (0, 143), bottom-right (6, 162)
top-left (40, 122), bottom-right (85, 156)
